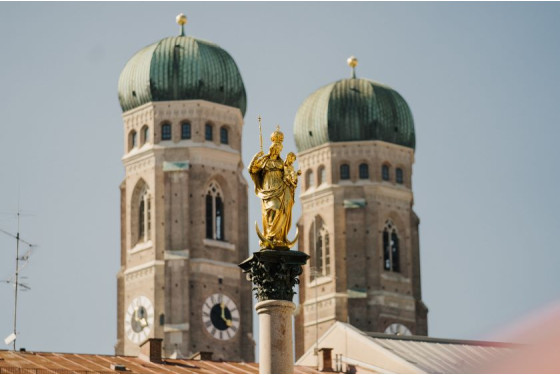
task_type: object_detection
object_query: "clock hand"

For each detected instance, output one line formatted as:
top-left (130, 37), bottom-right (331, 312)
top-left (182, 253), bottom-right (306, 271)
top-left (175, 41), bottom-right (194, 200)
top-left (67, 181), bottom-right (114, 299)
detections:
top-left (220, 303), bottom-right (226, 321)
top-left (220, 303), bottom-right (232, 327)
top-left (134, 308), bottom-right (149, 328)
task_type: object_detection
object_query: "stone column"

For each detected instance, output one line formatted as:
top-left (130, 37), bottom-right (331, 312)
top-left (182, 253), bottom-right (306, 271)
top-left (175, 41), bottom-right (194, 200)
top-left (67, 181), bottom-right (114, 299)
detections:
top-left (239, 250), bottom-right (309, 374)
top-left (255, 300), bottom-right (295, 374)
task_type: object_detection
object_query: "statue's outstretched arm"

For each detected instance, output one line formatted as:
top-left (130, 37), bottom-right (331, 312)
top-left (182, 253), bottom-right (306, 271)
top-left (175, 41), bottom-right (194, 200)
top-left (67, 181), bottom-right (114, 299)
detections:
top-left (249, 151), bottom-right (265, 174)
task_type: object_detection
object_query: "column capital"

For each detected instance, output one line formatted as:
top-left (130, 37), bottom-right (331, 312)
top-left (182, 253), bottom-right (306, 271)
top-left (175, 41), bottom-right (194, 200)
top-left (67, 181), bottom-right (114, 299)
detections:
top-left (239, 250), bottom-right (309, 302)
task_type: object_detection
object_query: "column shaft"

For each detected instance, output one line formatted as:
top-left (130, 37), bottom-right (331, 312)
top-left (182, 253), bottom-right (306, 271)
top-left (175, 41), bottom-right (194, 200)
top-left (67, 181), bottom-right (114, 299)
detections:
top-left (256, 300), bottom-right (295, 374)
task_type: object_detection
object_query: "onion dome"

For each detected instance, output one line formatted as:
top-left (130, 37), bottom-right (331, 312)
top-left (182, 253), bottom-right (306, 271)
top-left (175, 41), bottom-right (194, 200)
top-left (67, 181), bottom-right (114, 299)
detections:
top-left (118, 14), bottom-right (247, 115)
top-left (293, 56), bottom-right (415, 152)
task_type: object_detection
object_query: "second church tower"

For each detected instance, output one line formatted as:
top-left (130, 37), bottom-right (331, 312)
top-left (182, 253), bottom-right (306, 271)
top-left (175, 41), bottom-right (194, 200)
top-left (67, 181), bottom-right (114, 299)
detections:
top-left (293, 58), bottom-right (428, 359)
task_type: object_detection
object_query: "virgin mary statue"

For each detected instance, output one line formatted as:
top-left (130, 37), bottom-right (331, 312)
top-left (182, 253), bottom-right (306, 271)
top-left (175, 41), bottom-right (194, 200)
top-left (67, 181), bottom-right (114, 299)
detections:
top-left (248, 126), bottom-right (299, 250)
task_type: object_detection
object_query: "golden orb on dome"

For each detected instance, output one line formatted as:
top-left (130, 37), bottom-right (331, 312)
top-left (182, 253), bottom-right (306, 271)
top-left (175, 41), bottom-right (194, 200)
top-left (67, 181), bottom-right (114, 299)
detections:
top-left (176, 13), bottom-right (187, 26)
top-left (347, 56), bottom-right (358, 68)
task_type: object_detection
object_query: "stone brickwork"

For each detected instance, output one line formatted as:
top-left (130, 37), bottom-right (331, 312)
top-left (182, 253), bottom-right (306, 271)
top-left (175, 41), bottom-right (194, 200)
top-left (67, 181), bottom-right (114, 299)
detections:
top-left (294, 140), bottom-right (428, 360)
top-left (116, 100), bottom-right (254, 362)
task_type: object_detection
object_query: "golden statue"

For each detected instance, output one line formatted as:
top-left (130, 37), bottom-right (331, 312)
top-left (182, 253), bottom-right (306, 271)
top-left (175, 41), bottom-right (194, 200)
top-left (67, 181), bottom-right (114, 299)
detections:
top-left (249, 121), bottom-right (301, 250)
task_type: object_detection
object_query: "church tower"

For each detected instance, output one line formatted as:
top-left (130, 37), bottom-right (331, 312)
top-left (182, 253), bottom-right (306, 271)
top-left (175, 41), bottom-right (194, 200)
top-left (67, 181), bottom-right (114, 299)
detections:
top-left (293, 57), bottom-right (428, 359)
top-left (115, 15), bottom-right (254, 362)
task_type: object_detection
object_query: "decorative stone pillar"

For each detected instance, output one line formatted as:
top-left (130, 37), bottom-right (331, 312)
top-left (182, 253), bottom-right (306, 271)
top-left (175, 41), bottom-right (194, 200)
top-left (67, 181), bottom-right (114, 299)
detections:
top-left (240, 249), bottom-right (309, 374)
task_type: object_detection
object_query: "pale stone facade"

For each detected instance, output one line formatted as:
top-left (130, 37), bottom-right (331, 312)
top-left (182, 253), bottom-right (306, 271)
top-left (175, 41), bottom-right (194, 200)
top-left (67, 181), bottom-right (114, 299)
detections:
top-left (115, 99), bottom-right (254, 362)
top-left (294, 140), bottom-right (428, 359)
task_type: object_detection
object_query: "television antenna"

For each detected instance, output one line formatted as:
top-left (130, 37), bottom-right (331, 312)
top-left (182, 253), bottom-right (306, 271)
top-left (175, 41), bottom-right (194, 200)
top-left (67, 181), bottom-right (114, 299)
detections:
top-left (1, 210), bottom-right (37, 351)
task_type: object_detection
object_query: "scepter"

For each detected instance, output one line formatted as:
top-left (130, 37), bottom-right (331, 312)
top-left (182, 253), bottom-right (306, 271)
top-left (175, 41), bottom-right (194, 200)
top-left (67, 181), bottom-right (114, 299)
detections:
top-left (257, 115), bottom-right (263, 153)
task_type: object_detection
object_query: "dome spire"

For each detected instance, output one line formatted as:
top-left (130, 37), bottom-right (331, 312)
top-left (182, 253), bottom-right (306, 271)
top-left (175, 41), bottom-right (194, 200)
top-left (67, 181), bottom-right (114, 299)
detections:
top-left (347, 56), bottom-right (358, 79)
top-left (176, 13), bottom-right (187, 36)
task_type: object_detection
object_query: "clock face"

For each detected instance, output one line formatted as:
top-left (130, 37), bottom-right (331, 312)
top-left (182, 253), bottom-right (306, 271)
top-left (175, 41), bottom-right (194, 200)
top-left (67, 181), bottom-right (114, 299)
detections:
top-left (384, 323), bottom-right (412, 336)
top-left (125, 296), bottom-right (154, 344)
top-left (202, 293), bottom-right (240, 341)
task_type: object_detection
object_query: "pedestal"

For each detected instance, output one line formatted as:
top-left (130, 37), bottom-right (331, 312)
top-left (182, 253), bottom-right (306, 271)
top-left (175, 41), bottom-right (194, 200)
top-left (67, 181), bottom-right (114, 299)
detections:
top-left (255, 300), bottom-right (296, 374)
top-left (239, 249), bottom-right (309, 374)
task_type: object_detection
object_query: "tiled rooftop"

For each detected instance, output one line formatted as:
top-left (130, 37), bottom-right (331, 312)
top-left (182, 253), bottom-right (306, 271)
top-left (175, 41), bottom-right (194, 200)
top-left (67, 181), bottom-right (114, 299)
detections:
top-left (0, 349), bottom-right (324, 374)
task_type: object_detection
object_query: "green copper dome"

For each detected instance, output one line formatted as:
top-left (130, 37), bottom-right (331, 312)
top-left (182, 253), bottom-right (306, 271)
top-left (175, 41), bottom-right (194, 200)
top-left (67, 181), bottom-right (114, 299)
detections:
top-left (118, 35), bottom-right (247, 114)
top-left (293, 78), bottom-right (415, 152)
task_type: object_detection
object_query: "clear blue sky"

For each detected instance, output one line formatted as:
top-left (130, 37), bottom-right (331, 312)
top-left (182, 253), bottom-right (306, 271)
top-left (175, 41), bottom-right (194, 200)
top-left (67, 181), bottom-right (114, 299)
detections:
top-left (0, 2), bottom-right (559, 355)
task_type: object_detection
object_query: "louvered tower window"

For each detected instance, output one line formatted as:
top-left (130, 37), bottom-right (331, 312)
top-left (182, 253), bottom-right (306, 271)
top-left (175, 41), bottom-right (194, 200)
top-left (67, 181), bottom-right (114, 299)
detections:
top-left (135, 186), bottom-right (151, 244)
top-left (205, 182), bottom-right (225, 241)
top-left (383, 220), bottom-right (400, 272)
top-left (310, 217), bottom-right (331, 281)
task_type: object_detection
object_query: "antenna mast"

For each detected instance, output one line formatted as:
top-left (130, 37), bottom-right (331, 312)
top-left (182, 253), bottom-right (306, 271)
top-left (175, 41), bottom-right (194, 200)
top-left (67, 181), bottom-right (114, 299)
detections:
top-left (1, 207), bottom-right (35, 350)
top-left (12, 211), bottom-right (21, 351)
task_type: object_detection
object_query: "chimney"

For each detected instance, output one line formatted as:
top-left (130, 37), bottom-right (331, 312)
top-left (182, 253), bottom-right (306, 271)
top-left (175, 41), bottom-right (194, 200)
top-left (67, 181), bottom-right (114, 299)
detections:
top-left (139, 338), bottom-right (163, 363)
top-left (188, 351), bottom-right (213, 361)
top-left (318, 348), bottom-right (333, 372)
top-left (110, 364), bottom-right (127, 371)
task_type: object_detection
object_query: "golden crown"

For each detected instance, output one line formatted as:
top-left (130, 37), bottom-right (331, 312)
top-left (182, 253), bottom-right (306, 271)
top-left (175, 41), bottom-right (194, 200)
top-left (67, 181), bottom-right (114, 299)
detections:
top-left (270, 125), bottom-right (284, 144)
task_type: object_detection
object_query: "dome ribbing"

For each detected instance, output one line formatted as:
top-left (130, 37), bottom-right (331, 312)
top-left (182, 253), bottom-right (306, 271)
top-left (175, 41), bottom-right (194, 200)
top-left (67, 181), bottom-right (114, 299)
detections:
top-left (294, 78), bottom-right (415, 152)
top-left (118, 35), bottom-right (247, 115)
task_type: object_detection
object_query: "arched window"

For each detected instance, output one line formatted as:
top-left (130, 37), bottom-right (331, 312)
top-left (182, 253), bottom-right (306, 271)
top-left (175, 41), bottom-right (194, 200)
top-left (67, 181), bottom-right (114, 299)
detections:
top-left (220, 127), bottom-right (229, 144)
top-left (132, 181), bottom-right (151, 245)
top-left (318, 166), bottom-right (326, 185)
top-left (161, 123), bottom-right (172, 141)
top-left (340, 164), bottom-right (350, 180)
top-left (181, 122), bottom-right (191, 139)
top-left (396, 168), bottom-right (404, 184)
top-left (359, 163), bottom-right (369, 179)
top-left (129, 130), bottom-right (137, 151)
top-left (141, 126), bottom-right (149, 145)
top-left (138, 199), bottom-right (145, 239)
top-left (205, 182), bottom-right (225, 241)
top-left (305, 170), bottom-right (314, 190)
top-left (309, 216), bottom-right (330, 280)
top-left (205, 123), bottom-right (213, 141)
top-left (382, 164), bottom-right (390, 181)
top-left (383, 220), bottom-right (400, 272)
